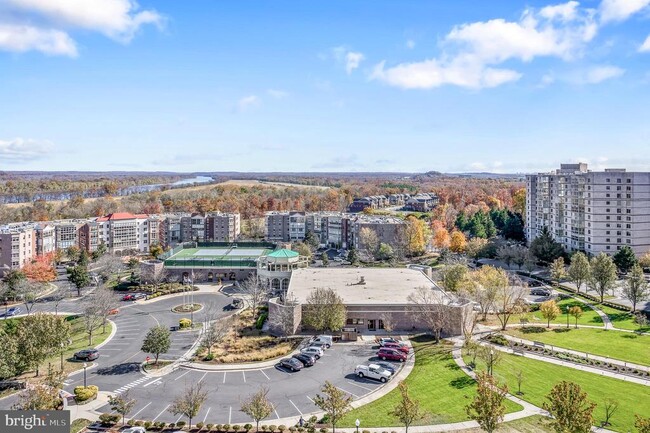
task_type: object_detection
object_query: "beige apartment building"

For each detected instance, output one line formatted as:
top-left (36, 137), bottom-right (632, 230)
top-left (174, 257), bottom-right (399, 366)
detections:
top-left (526, 163), bottom-right (650, 256)
top-left (0, 227), bottom-right (35, 276)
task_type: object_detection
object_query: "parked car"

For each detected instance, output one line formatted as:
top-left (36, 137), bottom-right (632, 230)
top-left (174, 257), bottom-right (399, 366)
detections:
top-left (355, 364), bottom-right (391, 383)
top-left (122, 427), bottom-right (147, 433)
top-left (309, 341), bottom-right (329, 351)
top-left (122, 294), bottom-right (135, 301)
top-left (382, 342), bottom-right (410, 354)
top-left (279, 358), bottom-right (304, 372)
top-left (530, 288), bottom-right (551, 297)
top-left (133, 293), bottom-right (147, 300)
top-left (300, 346), bottom-right (323, 359)
top-left (292, 353), bottom-right (316, 367)
top-left (377, 348), bottom-right (407, 362)
top-left (3, 307), bottom-right (22, 317)
top-left (311, 335), bottom-right (333, 348)
top-left (374, 361), bottom-right (397, 375)
top-left (378, 337), bottom-right (401, 347)
top-left (231, 298), bottom-right (243, 309)
top-left (74, 348), bottom-right (99, 361)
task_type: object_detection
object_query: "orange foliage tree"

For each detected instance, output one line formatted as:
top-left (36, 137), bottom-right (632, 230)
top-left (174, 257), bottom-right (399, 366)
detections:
top-left (449, 230), bottom-right (467, 253)
top-left (22, 252), bottom-right (57, 283)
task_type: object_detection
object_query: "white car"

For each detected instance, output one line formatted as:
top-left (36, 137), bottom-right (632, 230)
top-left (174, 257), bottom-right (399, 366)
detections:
top-left (300, 346), bottom-right (323, 359)
top-left (311, 335), bottom-right (333, 348)
top-left (355, 364), bottom-right (392, 383)
top-left (122, 428), bottom-right (147, 433)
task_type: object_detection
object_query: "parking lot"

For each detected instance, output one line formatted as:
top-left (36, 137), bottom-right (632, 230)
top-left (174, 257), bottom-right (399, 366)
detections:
top-left (95, 341), bottom-right (407, 425)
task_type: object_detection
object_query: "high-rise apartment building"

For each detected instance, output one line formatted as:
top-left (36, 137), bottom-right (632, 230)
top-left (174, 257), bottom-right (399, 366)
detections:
top-left (205, 212), bottom-right (240, 242)
top-left (526, 163), bottom-right (650, 255)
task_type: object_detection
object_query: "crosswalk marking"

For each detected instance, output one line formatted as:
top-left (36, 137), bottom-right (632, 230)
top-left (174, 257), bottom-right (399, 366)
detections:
top-left (112, 376), bottom-right (149, 394)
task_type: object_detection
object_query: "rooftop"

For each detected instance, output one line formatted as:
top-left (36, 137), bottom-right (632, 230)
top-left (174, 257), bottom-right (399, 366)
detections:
top-left (287, 267), bottom-right (451, 305)
top-left (268, 249), bottom-right (299, 258)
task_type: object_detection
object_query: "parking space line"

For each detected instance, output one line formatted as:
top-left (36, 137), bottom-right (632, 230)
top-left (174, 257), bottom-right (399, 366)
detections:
top-left (174, 370), bottom-right (191, 381)
top-left (203, 407), bottom-right (211, 424)
top-left (198, 372), bottom-right (208, 383)
top-left (153, 404), bottom-right (170, 422)
top-left (305, 395), bottom-right (314, 403)
top-left (176, 414), bottom-right (183, 423)
top-left (242, 371), bottom-right (246, 383)
top-left (288, 400), bottom-right (302, 415)
top-left (260, 369), bottom-right (270, 380)
top-left (346, 381), bottom-right (374, 391)
top-left (223, 372), bottom-right (227, 383)
top-left (272, 403), bottom-right (280, 419)
top-left (229, 406), bottom-right (232, 424)
top-left (335, 386), bottom-right (358, 398)
top-left (130, 402), bottom-right (152, 420)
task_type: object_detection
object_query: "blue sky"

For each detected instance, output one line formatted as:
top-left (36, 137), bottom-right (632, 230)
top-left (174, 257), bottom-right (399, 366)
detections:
top-left (1, 0), bottom-right (650, 173)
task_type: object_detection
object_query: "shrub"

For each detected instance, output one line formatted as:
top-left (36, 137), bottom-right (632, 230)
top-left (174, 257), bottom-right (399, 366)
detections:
top-left (98, 413), bottom-right (120, 425)
top-left (207, 424), bottom-right (215, 431)
top-left (197, 422), bottom-right (205, 430)
top-left (156, 421), bottom-right (166, 429)
top-left (269, 425), bottom-right (277, 432)
top-left (179, 318), bottom-right (192, 329)
top-left (278, 425), bottom-right (287, 432)
top-left (244, 424), bottom-right (253, 431)
top-left (73, 385), bottom-right (99, 402)
top-left (298, 428), bottom-right (305, 433)
top-left (256, 312), bottom-right (268, 329)
top-left (127, 419), bottom-right (135, 426)
top-left (177, 421), bottom-right (186, 428)
top-left (135, 420), bottom-right (143, 426)
top-left (521, 326), bottom-right (546, 334)
top-left (144, 421), bottom-right (152, 429)
top-left (233, 425), bottom-right (241, 432)
top-left (289, 427), bottom-right (297, 432)
top-left (223, 423), bottom-right (231, 431)
top-left (487, 334), bottom-right (509, 346)
top-left (215, 424), bottom-right (223, 431)
top-left (320, 429), bottom-right (328, 433)
top-left (204, 353), bottom-right (215, 361)
top-left (168, 423), bottom-right (175, 429)
top-left (261, 426), bottom-right (268, 432)
top-left (362, 430), bottom-right (371, 433)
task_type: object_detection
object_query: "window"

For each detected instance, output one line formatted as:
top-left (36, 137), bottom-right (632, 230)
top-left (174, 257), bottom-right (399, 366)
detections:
top-left (606, 186), bottom-right (611, 190)
top-left (617, 179), bottom-right (621, 183)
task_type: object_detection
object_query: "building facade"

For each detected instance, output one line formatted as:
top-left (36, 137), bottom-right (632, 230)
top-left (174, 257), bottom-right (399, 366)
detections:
top-left (0, 226), bottom-right (35, 276)
top-left (526, 163), bottom-right (650, 255)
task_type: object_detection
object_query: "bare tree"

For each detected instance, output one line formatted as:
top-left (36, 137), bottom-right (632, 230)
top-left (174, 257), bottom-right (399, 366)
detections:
top-left (143, 267), bottom-right (168, 293)
top-left (81, 301), bottom-right (105, 345)
top-left (240, 275), bottom-right (270, 319)
top-left (92, 285), bottom-right (119, 333)
top-left (379, 312), bottom-right (396, 333)
top-left (202, 318), bottom-right (232, 356)
top-left (168, 382), bottom-right (209, 429)
top-left (270, 296), bottom-right (298, 340)
top-left (407, 286), bottom-right (449, 342)
top-left (49, 284), bottom-right (68, 315)
top-left (602, 399), bottom-right (619, 427)
top-left (95, 254), bottom-right (125, 282)
top-left (359, 227), bottom-right (379, 261)
top-left (465, 266), bottom-right (508, 321)
top-left (14, 279), bottom-right (41, 315)
top-left (494, 277), bottom-right (527, 330)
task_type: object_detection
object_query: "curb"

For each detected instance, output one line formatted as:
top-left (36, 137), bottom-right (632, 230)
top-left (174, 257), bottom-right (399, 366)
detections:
top-left (95, 319), bottom-right (117, 349)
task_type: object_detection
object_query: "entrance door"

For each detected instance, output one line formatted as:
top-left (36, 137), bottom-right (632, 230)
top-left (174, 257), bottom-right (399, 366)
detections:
top-left (367, 320), bottom-right (376, 331)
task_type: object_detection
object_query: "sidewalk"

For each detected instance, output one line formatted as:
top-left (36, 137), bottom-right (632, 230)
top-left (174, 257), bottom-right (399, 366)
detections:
top-left (67, 391), bottom-right (113, 421)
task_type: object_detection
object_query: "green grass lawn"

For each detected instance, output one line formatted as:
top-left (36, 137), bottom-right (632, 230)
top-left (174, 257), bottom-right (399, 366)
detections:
top-left (503, 327), bottom-right (650, 366)
top-left (486, 297), bottom-right (603, 329)
top-left (597, 304), bottom-right (650, 332)
top-left (455, 415), bottom-right (553, 433)
top-left (339, 336), bottom-right (522, 428)
top-left (467, 352), bottom-right (650, 433)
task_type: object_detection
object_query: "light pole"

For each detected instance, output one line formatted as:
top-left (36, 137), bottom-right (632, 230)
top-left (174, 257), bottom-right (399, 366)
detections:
top-left (60, 342), bottom-right (65, 371)
top-left (355, 419), bottom-right (360, 433)
top-left (83, 362), bottom-right (87, 388)
top-left (489, 349), bottom-right (494, 375)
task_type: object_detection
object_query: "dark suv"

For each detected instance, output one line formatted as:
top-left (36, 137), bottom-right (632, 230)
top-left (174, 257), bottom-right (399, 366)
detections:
top-left (74, 349), bottom-right (99, 361)
top-left (530, 288), bottom-right (551, 297)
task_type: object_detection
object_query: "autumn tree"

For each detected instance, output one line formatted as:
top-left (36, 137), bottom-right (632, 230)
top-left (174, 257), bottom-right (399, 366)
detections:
top-left (635, 415), bottom-right (650, 433)
top-left (438, 263), bottom-right (470, 292)
top-left (15, 313), bottom-right (70, 377)
top-left (568, 306), bottom-right (583, 328)
top-left (109, 390), bottom-right (137, 426)
top-left (467, 266), bottom-right (508, 321)
top-left (568, 252), bottom-right (590, 293)
top-left (313, 381), bottom-right (353, 433)
top-left (141, 325), bottom-right (171, 365)
top-left (240, 386), bottom-right (273, 432)
top-left (465, 238), bottom-right (488, 259)
top-left (494, 277), bottom-right (527, 330)
top-left (540, 300), bottom-right (561, 328)
top-left (589, 253), bottom-right (618, 303)
top-left (303, 288), bottom-right (346, 332)
top-left (449, 230), bottom-right (467, 253)
top-left (359, 227), bottom-right (380, 260)
top-left (465, 371), bottom-right (508, 433)
top-left (168, 382), bottom-right (209, 429)
top-left (389, 381), bottom-right (423, 433)
top-left (22, 253), bottom-right (57, 282)
top-left (433, 226), bottom-right (450, 250)
top-left (549, 257), bottom-right (566, 287)
top-left (149, 243), bottom-right (164, 259)
top-left (639, 252), bottom-right (650, 269)
top-left (543, 381), bottom-right (595, 433)
top-left (404, 216), bottom-right (426, 257)
top-left (622, 263), bottom-right (649, 312)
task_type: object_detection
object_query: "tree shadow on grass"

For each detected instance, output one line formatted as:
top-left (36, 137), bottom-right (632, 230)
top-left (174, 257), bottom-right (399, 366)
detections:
top-left (449, 376), bottom-right (474, 389)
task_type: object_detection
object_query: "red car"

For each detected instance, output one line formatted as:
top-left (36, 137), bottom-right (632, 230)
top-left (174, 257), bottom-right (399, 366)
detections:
top-left (122, 294), bottom-right (135, 301)
top-left (382, 342), bottom-right (410, 354)
top-left (377, 348), bottom-right (407, 362)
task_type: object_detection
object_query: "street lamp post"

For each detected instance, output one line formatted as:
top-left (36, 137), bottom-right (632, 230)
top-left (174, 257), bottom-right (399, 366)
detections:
top-left (83, 362), bottom-right (87, 388)
top-left (60, 342), bottom-right (65, 371)
top-left (489, 349), bottom-right (494, 375)
top-left (355, 419), bottom-right (360, 433)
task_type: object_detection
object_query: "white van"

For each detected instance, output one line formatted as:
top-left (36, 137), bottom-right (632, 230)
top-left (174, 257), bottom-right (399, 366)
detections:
top-left (311, 335), bottom-right (333, 348)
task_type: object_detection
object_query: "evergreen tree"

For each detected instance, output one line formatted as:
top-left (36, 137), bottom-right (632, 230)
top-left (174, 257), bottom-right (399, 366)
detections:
top-left (529, 226), bottom-right (564, 264)
top-left (613, 245), bottom-right (637, 273)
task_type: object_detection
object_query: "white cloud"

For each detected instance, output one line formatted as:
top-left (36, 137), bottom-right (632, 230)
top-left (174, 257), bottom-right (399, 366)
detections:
top-left (640, 34), bottom-right (650, 52)
top-left (0, 0), bottom-right (162, 56)
top-left (0, 24), bottom-right (77, 56)
top-left (405, 39), bottom-right (416, 50)
top-left (267, 89), bottom-right (288, 99)
top-left (345, 51), bottom-right (364, 74)
top-left (599, 0), bottom-right (650, 23)
top-left (583, 65), bottom-right (625, 83)
top-left (371, 2), bottom-right (597, 90)
top-left (236, 95), bottom-right (260, 112)
top-left (0, 138), bottom-right (53, 162)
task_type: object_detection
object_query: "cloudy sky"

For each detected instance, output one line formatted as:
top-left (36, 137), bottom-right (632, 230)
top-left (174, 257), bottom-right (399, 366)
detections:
top-left (1, 0), bottom-right (650, 173)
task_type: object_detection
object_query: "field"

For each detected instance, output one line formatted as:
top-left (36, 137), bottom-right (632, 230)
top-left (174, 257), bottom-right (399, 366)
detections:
top-left (503, 327), bottom-right (650, 366)
top-left (483, 297), bottom-right (603, 328)
top-left (340, 336), bottom-right (522, 428)
top-left (217, 179), bottom-right (330, 190)
top-left (467, 352), bottom-right (650, 433)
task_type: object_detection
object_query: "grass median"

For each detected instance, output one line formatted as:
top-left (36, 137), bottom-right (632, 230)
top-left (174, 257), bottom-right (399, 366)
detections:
top-left (467, 351), bottom-right (650, 433)
top-left (503, 327), bottom-right (650, 367)
top-left (340, 336), bottom-right (522, 428)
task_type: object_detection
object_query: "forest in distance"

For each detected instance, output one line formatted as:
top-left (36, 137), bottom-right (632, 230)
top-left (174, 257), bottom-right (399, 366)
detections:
top-left (0, 171), bottom-right (526, 227)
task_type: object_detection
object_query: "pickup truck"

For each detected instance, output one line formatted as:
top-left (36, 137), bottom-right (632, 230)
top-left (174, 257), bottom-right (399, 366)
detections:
top-left (354, 364), bottom-right (392, 383)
